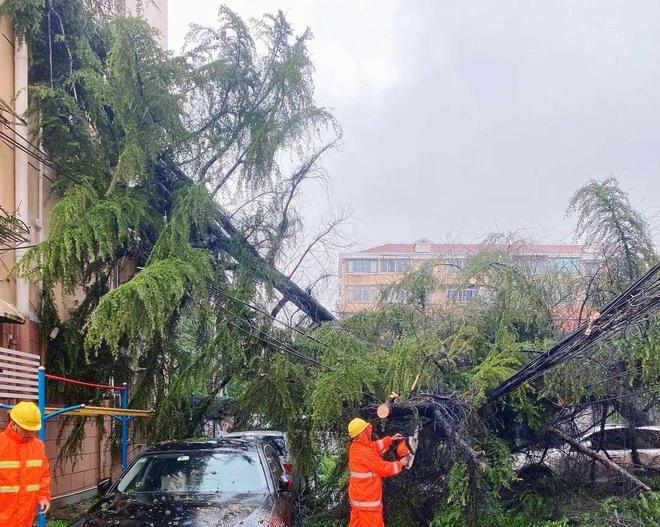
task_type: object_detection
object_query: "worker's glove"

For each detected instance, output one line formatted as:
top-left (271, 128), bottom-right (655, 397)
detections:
top-left (391, 433), bottom-right (405, 442)
top-left (38, 499), bottom-right (50, 514)
top-left (396, 441), bottom-right (410, 459)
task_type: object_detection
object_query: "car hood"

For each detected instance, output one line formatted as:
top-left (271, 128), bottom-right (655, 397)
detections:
top-left (72, 492), bottom-right (274, 527)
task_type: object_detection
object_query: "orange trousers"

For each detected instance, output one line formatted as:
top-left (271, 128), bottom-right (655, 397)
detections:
top-left (349, 508), bottom-right (385, 527)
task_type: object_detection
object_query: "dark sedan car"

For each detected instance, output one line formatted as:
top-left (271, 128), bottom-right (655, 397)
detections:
top-left (71, 438), bottom-right (294, 527)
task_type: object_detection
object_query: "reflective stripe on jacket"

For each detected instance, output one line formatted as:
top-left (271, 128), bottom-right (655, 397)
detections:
top-left (0, 425), bottom-right (51, 527)
top-left (348, 431), bottom-right (405, 512)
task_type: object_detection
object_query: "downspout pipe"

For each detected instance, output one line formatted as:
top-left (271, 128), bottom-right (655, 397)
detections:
top-left (14, 37), bottom-right (29, 316)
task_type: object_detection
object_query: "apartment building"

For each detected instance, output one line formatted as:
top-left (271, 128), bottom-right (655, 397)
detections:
top-left (0, 0), bottom-right (167, 504)
top-left (338, 238), bottom-right (599, 323)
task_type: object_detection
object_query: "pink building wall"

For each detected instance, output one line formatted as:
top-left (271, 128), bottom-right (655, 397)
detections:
top-left (0, 411), bottom-right (118, 501)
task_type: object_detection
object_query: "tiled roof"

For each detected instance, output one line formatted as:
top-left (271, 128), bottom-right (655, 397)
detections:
top-left (358, 243), bottom-right (590, 256)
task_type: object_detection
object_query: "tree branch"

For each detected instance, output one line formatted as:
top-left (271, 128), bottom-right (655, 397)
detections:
top-left (549, 427), bottom-right (651, 492)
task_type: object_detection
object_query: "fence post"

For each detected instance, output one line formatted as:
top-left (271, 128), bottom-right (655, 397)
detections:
top-left (37, 366), bottom-right (46, 527)
top-left (121, 383), bottom-right (128, 469)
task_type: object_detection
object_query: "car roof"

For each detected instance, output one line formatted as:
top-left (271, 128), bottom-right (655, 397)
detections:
top-left (581, 424), bottom-right (660, 438)
top-left (145, 437), bottom-right (262, 453)
top-left (224, 430), bottom-right (285, 438)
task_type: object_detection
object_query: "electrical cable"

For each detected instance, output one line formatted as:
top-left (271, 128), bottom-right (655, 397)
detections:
top-left (207, 282), bottom-right (390, 360)
top-left (207, 282), bottom-right (332, 350)
top-left (212, 300), bottom-right (327, 369)
top-left (486, 262), bottom-right (660, 403)
top-left (0, 113), bottom-right (83, 185)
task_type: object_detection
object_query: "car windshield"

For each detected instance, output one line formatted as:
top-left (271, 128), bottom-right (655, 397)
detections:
top-left (116, 450), bottom-right (268, 495)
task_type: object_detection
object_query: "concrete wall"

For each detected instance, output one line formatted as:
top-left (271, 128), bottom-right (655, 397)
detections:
top-left (0, 0), bottom-right (162, 504)
top-left (0, 9), bottom-right (17, 307)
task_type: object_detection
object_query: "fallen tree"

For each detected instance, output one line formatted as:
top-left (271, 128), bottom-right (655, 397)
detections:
top-left (549, 427), bottom-right (651, 493)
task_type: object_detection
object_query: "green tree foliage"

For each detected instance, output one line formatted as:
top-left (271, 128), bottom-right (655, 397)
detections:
top-left (0, 0), bottom-right (44, 43)
top-left (558, 178), bottom-right (658, 422)
top-left (568, 177), bottom-right (656, 288)
top-left (7, 0), bottom-right (338, 455)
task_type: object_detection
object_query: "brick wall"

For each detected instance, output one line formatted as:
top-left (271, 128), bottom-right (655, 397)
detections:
top-left (43, 415), bottom-right (113, 497)
top-left (0, 320), bottom-right (40, 359)
top-left (0, 408), bottom-right (118, 499)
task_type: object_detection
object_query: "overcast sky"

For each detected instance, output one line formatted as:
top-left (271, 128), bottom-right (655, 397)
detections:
top-left (169, 0), bottom-right (659, 250)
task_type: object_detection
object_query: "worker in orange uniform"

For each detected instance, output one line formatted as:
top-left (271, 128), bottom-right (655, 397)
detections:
top-left (0, 401), bottom-right (51, 527)
top-left (347, 418), bottom-right (410, 527)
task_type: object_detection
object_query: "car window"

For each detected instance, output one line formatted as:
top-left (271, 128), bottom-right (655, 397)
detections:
top-left (262, 437), bottom-right (286, 457)
top-left (634, 430), bottom-right (660, 449)
top-left (272, 437), bottom-right (287, 454)
top-left (587, 429), bottom-right (628, 450)
top-left (587, 428), bottom-right (660, 450)
top-left (116, 450), bottom-right (268, 495)
top-left (264, 445), bottom-right (283, 483)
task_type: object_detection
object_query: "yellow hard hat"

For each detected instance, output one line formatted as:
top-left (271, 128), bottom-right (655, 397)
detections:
top-left (10, 401), bottom-right (42, 431)
top-left (348, 418), bottom-right (369, 438)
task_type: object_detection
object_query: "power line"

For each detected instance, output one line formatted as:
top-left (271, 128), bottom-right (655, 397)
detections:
top-left (0, 129), bottom-right (62, 178)
top-left (0, 130), bottom-right (56, 183)
top-left (0, 112), bottom-right (83, 185)
top-left (486, 263), bottom-right (660, 403)
top-left (207, 282), bottom-right (332, 351)
top-left (207, 282), bottom-right (387, 359)
top-left (212, 299), bottom-right (327, 369)
top-left (190, 289), bottom-right (326, 368)
top-left (0, 244), bottom-right (40, 253)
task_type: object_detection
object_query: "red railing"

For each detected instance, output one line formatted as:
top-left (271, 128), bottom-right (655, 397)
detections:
top-left (45, 373), bottom-right (124, 391)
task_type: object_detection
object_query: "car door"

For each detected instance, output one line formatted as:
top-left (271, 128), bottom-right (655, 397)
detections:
top-left (264, 445), bottom-right (293, 526)
top-left (585, 428), bottom-right (631, 477)
top-left (632, 428), bottom-right (660, 470)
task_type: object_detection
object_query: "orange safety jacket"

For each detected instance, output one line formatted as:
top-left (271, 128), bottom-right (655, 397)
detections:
top-left (0, 425), bottom-right (51, 527)
top-left (348, 430), bottom-right (406, 512)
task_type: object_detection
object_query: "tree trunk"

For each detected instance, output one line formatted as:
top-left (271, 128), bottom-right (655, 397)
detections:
top-left (208, 219), bottom-right (336, 322)
top-left (431, 409), bottom-right (486, 474)
top-left (549, 427), bottom-right (651, 492)
top-left (161, 159), bottom-right (336, 323)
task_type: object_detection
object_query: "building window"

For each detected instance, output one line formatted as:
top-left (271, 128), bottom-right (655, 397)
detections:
top-left (414, 239), bottom-right (432, 253)
top-left (379, 259), bottom-right (412, 273)
top-left (445, 258), bottom-right (466, 272)
top-left (382, 288), bottom-right (410, 304)
top-left (346, 259), bottom-right (378, 273)
top-left (552, 257), bottom-right (580, 273)
top-left (516, 257), bottom-right (548, 273)
top-left (583, 261), bottom-right (600, 278)
top-left (447, 287), bottom-right (476, 303)
top-left (346, 285), bottom-right (380, 302)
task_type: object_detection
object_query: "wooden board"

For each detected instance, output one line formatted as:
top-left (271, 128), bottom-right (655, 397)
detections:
top-left (0, 347), bottom-right (39, 400)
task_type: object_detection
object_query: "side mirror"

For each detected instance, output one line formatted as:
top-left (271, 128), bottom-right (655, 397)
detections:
top-left (97, 478), bottom-right (112, 496)
top-left (278, 474), bottom-right (294, 492)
